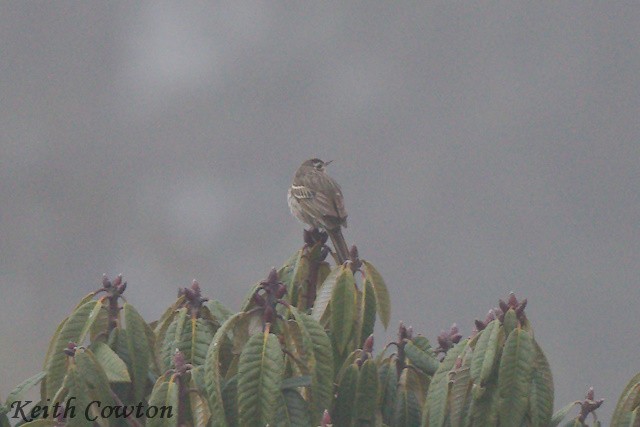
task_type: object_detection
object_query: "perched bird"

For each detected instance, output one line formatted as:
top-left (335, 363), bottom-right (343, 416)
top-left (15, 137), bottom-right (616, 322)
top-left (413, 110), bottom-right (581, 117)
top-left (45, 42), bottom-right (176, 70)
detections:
top-left (288, 158), bottom-right (350, 264)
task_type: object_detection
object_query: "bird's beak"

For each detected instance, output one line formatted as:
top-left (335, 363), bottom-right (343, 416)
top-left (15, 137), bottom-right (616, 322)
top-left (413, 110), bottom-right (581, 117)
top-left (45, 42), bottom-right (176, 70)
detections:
top-left (325, 160), bottom-right (333, 166)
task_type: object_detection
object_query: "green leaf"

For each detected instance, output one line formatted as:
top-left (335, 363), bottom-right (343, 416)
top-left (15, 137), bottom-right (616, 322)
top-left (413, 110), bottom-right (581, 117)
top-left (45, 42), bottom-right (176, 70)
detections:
top-left (278, 251), bottom-right (301, 288)
top-left (562, 418), bottom-right (584, 427)
top-left (153, 307), bottom-right (180, 370)
top-left (221, 375), bottom-right (238, 427)
top-left (44, 300), bottom-right (105, 399)
top-left (288, 307), bottom-right (334, 424)
top-left (448, 366), bottom-right (472, 427)
top-left (394, 368), bottom-right (425, 427)
top-left (143, 318), bottom-right (159, 374)
top-left (611, 372), bottom-right (640, 425)
top-left (237, 331), bottom-right (285, 427)
top-left (232, 311), bottom-right (260, 355)
top-left (315, 262), bottom-right (331, 291)
top-left (280, 250), bottom-right (303, 306)
top-left (123, 303), bottom-right (152, 402)
top-left (276, 389), bottom-right (311, 427)
top-left (205, 300), bottom-right (234, 324)
top-left (355, 359), bottom-right (379, 422)
top-left (334, 363), bottom-right (358, 426)
top-left (550, 402), bottom-right (578, 427)
top-left (282, 319), bottom-right (306, 376)
top-left (77, 300), bottom-right (106, 346)
top-left (470, 319), bottom-right (501, 386)
top-left (204, 312), bottom-right (244, 427)
top-left (154, 299), bottom-right (182, 334)
top-left (147, 378), bottom-right (179, 427)
top-left (502, 309), bottom-right (517, 337)
top-left (108, 328), bottom-right (132, 382)
top-left (281, 375), bottom-right (312, 390)
top-left (162, 308), bottom-right (188, 368)
top-left (378, 358), bottom-right (397, 424)
top-left (64, 363), bottom-right (100, 427)
top-left (358, 279), bottom-right (377, 348)
top-left (471, 379), bottom-right (499, 426)
top-left (361, 260), bottom-right (391, 329)
top-left (5, 371), bottom-right (45, 409)
top-left (335, 349), bottom-right (362, 383)
top-left (189, 377), bottom-right (212, 427)
top-left (405, 336), bottom-right (439, 375)
top-left (291, 250), bottom-right (310, 307)
top-left (423, 339), bottom-right (468, 427)
top-left (311, 266), bottom-right (341, 324)
top-left (529, 339), bottom-right (554, 427)
top-left (497, 328), bottom-right (534, 427)
top-left (191, 318), bottom-right (218, 366)
top-left (73, 348), bottom-right (115, 407)
top-left (89, 341), bottom-right (131, 383)
top-left (330, 265), bottom-right (356, 354)
top-left (42, 317), bottom-right (68, 372)
top-left (89, 304), bottom-right (110, 342)
top-left (190, 365), bottom-right (207, 391)
top-left (72, 292), bottom-right (98, 310)
top-left (613, 408), bottom-right (640, 427)
top-left (240, 282), bottom-right (263, 312)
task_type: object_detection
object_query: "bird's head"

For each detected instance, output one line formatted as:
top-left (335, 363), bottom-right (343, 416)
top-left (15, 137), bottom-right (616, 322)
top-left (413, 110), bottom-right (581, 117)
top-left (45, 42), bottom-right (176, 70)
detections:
top-left (304, 158), bottom-right (332, 172)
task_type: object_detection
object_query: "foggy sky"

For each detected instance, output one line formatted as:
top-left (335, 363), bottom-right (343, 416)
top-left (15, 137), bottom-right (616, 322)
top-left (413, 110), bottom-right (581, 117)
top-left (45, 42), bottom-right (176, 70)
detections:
top-left (2, 2), bottom-right (639, 422)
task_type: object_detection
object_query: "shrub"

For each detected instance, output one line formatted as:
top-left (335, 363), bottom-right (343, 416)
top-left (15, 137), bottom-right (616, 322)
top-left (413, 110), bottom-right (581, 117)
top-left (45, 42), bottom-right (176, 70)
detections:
top-left (0, 230), bottom-right (633, 426)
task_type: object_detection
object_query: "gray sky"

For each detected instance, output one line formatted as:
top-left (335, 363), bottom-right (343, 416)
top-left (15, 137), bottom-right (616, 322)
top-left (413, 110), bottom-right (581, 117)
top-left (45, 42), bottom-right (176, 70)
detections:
top-left (1, 2), bottom-right (638, 422)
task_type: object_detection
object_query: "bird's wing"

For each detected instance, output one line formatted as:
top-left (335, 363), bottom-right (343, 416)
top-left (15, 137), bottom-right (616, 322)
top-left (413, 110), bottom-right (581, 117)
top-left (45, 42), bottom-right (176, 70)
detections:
top-left (331, 188), bottom-right (348, 225)
top-left (289, 185), bottom-right (315, 199)
top-left (295, 172), bottom-right (348, 227)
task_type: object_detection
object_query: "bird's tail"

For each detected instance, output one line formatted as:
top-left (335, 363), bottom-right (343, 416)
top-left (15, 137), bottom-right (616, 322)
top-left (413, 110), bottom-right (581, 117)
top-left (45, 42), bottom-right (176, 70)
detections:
top-left (327, 228), bottom-right (350, 265)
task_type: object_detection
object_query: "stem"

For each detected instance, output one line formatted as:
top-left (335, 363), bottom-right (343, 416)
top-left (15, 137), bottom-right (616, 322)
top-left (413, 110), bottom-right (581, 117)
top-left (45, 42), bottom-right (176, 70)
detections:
top-left (305, 256), bottom-right (320, 310)
top-left (396, 341), bottom-right (406, 378)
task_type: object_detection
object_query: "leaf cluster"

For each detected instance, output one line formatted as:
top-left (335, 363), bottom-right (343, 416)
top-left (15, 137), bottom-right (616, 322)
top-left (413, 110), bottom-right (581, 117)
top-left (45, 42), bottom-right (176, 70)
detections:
top-left (0, 235), bottom-right (635, 427)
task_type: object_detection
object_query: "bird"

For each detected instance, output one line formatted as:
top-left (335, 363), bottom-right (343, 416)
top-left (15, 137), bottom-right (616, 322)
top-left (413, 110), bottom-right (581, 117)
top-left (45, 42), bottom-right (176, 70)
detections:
top-left (288, 158), bottom-right (350, 264)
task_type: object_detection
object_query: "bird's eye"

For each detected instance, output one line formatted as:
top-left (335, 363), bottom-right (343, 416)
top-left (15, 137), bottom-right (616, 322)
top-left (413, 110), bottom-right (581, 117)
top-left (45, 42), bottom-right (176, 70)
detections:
top-left (315, 163), bottom-right (323, 169)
